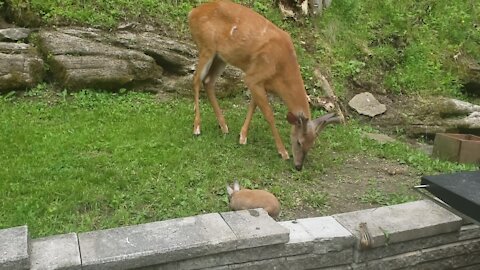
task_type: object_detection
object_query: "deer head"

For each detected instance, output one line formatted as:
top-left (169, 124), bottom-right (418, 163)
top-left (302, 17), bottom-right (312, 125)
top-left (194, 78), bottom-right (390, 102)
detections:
top-left (287, 112), bottom-right (340, 171)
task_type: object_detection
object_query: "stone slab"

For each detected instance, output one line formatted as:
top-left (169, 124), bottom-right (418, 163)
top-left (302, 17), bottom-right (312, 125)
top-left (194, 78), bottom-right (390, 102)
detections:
top-left (78, 213), bottom-right (237, 270)
top-left (279, 220), bottom-right (315, 245)
top-left (207, 257), bottom-right (287, 270)
top-left (151, 217), bottom-right (309, 270)
top-left (352, 238), bottom-right (480, 270)
top-left (30, 233), bottom-right (81, 270)
top-left (0, 225), bottom-right (29, 270)
top-left (220, 209), bottom-right (289, 249)
top-left (151, 243), bottom-right (309, 270)
top-left (294, 216), bottom-right (355, 253)
top-left (285, 249), bottom-right (353, 269)
top-left (333, 200), bottom-right (462, 249)
top-left (354, 232), bottom-right (459, 263)
top-left (459, 224), bottom-right (480, 241)
top-left (205, 255), bottom-right (352, 270)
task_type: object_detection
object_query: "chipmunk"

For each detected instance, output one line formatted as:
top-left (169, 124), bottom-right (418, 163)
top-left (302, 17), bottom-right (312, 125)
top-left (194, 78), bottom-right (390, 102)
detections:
top-left (359, 222), bottom-right (374, 250)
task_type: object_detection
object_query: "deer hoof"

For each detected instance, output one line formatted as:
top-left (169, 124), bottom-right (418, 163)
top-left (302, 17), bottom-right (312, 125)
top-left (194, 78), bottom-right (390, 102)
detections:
top-left (239, 134), bottom-right (247, 145)
top-left (193, 126), bottom-right (201, 135)
top-left (279, 150), bottom-right (289, 160)
top-left (220, 125), bottom-right (229, 134)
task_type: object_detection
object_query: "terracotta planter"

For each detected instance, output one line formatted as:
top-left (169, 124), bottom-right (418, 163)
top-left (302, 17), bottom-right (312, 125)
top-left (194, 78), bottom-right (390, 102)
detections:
top-left (433, 133), bottom-right (480, 165)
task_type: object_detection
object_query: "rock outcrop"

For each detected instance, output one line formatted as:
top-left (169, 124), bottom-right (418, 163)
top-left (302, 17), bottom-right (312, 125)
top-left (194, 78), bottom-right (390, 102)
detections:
top-left (0, 26), bottom-right (243, 95)
top-left (0, 28), bottom-right (44, 91)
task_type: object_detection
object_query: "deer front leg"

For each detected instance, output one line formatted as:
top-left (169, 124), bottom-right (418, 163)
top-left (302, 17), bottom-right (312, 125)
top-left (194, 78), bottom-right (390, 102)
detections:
top-left (192, 51), bottom-right (216, 135)
top-left (193, 69), bottom-right (202, 135)
top-left (204, 57), bottom-right (229, 134)
top-left (247, 85), bottom-right (289, 160)
top-left (239, 99), bottom-right (256, 144)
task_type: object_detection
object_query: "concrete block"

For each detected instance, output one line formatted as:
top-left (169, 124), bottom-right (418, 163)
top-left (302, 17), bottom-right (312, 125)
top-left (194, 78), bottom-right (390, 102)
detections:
top-left (78, 213), bottom-right (237, 270)
top-left (456, 264), bottom-right (480, 270)
top-left (311, 266), bottom-right (352, 270)
top-left (150, 219), bottom-right (312, 269)
top-left (220, 209), bottom-right (289, 249)
top-left (152, 242), bottom-right (311, 270)
top-left (158, 243), bottom-right (313, 270)
top-left (279, 220), bottom-right (315, 254)
top-left (214, 257), bottom-right (287, 270)
top-left (139, 218), bottom-right (328, 270)
top-left (391, 250), bottom-right (480, 270)
top-left (354, 232), bottom-right (459, 263)
top-left (30, 233), bottom-right (81, 270)
top-left (294, 216), bottom-right (355, 253)
top-left (419, 238), bottom-right (480, 265)
top-left (279, 220), bottom-right (315, 245)
top-left (285, 249), bottom-right (353, 269)
top-left (352, 238), bottom-right (480, 270)
top-left (0, 226), bottom-right (29, 270)
top-left (459, 224), bottom-right (480, 241)
top-left (333, 200), bottom-right (462, 249)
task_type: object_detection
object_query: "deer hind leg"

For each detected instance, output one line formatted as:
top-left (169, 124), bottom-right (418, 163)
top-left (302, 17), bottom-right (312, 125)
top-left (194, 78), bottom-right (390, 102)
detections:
top-left (204, 55), bottom-right (228, 134)
top-left (192, 50), bottom-right (215, 135)
top-left (245, 81), bottom-right (289, 160)
top-left (239, 98), bottom-right (256, 145)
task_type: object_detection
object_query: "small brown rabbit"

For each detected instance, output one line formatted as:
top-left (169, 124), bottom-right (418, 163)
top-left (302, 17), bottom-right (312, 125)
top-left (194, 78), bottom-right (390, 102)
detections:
top-left (226, 180), bottom-right (281, 219)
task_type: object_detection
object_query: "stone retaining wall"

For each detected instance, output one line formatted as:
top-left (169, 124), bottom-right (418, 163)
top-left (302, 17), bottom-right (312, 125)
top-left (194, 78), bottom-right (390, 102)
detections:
top-left (1, 200), bottom-right (479, 270)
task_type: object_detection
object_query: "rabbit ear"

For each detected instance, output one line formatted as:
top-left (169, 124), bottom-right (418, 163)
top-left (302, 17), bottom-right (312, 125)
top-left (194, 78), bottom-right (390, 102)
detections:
top-left (233, 180), bottom-right (240, 191)
top-left (226, 184), bottom-right (234, 196)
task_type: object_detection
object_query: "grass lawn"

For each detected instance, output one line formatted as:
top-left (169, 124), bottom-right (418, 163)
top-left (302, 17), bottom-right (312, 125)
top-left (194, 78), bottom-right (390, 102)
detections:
top-left (0, 87), bottom-right (475, 238)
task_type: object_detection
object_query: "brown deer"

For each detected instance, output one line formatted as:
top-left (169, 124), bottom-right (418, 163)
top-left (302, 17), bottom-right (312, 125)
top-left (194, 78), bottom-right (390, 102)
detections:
top-left (188, 0), bottom-right (340, 170)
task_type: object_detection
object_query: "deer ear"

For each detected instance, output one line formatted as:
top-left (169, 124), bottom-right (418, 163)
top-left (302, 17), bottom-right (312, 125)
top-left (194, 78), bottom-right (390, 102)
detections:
top-left (286, 112), bottom-right (298, 125)
top-left (233, 180), bottom-right (240, 191)
top-left (226, 184), bottom-right (234, 196)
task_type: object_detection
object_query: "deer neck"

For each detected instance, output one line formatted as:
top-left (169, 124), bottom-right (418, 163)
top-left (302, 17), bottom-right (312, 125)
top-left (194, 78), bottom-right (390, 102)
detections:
top-left (275, 75), bottom-right (311, 120)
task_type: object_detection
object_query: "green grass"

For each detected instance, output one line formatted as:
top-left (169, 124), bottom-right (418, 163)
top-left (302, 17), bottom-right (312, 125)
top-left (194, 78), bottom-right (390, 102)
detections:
top-left (1, 87), bottom-right (475, 237)
top-left (5, 0), bottom-right (478, 97)
top-left (1, 0), bottom-right (479, 237)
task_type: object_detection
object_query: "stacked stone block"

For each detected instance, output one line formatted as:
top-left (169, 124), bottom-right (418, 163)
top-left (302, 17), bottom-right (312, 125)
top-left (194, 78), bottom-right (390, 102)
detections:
top-left (1, 200), bottom-right (479, 270)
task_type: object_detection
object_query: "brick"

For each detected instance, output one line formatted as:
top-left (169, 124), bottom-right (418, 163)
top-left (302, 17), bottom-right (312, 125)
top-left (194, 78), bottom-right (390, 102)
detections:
top-left (0, 226), bottom-right (29, 270)
top-left (30, 233), bottom-right (81, 270)
top-left (78, 213), bottom-right (237, 270)
top-left (220, 209), bottom-right (289, 249)
top-left (333, 200), bottom-right (462, 249)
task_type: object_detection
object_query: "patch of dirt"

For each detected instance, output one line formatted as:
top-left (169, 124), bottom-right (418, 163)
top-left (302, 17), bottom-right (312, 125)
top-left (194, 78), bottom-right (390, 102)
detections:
top-left (283, 154), bottom-right (423, 220)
